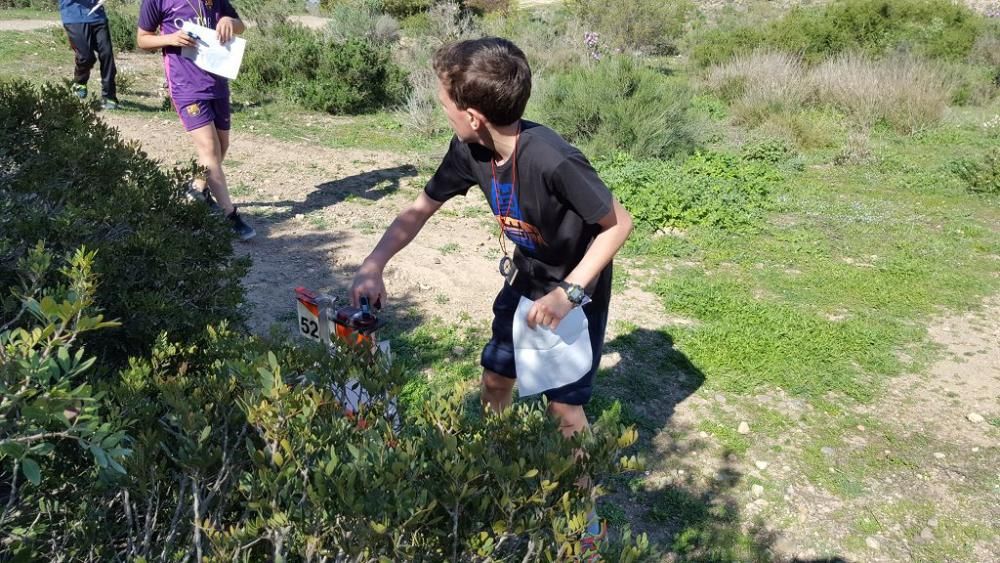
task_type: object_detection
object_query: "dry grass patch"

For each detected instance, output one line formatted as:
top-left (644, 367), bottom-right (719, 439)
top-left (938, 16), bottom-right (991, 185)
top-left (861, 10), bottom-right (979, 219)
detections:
top-left (703, 51), bottom-right (954, 134)
top-left (809, 53), bottom-right (952, 133)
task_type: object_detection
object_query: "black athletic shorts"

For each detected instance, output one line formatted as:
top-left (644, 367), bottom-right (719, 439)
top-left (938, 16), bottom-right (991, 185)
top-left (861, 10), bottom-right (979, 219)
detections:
top-left (480, 268), bottom-right (611, 406)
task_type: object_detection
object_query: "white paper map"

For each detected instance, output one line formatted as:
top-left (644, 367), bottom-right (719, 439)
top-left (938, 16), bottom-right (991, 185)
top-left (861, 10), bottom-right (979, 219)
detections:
top-left (180, 21), bottom-right (246, 81)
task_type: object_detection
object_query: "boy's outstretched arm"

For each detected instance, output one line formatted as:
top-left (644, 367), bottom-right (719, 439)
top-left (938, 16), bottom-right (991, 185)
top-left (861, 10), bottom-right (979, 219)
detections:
top-left (351, 192), bottom-right (444, 306)
top-left (526, 198), bottom-right (633, 330)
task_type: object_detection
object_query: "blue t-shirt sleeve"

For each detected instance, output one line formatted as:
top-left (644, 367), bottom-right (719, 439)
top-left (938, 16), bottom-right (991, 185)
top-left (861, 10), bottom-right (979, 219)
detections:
top-left (137, 0), bottom-right (162, 32)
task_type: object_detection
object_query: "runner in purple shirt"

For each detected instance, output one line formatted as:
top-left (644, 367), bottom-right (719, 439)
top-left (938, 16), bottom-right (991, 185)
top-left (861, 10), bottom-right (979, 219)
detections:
top-left (137, 0), bottom-right (255, 240)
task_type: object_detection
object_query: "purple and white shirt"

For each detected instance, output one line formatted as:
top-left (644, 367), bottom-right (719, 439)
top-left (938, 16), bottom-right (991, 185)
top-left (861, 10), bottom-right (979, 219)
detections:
top-left (138, 0), bottom-right (239, 105)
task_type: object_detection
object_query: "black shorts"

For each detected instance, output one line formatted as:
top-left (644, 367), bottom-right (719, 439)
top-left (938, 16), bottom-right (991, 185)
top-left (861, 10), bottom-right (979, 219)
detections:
top-left (480, 269), bottom-right (611, 406)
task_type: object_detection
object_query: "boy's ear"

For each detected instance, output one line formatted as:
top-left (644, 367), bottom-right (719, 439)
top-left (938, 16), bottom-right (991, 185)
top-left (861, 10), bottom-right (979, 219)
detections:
top-left (467, 107), bottom-right (489, 131)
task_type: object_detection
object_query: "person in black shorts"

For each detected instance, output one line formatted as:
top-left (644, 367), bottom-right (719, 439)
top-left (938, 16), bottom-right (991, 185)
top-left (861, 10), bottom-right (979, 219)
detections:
top-left (350, 37), bottom-right (633, 549)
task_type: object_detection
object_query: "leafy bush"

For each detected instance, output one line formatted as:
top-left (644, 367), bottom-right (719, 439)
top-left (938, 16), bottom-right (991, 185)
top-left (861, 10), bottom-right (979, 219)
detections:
top-left (950, 148), bottom-right (1000, 195)
top-left (741, 137), bottom-right (794, 165)
top-left (0, 0), bottom-right (49, 8)
top-left (597, 151), bottom-right (782, 231)
top-left (0, 80), bottom-right (247, 361)
top-left (539, 56), bottom-right (694, 160)
top-left (235, 24), bottom-right (409, 113)
top-left (107, 1), bottom-right (137, 51)
top-left (327, 0), bottom-right (401, 45)
top-left (690, 0), bottom-right (988, 67)
top-left (465, 0), bottom-right (514, 15)
top-left (2, 278), bottom-right (647, 559)
top-left (569, 0), bottom-right (693, 55)
top-left (0, 246), bottom-right (127, 494)
top-left (382, 0), bottom-right (435, 17)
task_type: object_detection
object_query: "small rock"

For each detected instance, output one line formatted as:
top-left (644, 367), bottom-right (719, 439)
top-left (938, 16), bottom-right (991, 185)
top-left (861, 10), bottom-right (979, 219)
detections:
top-left (451, 346), bottom-right (466, 356)
top-left (294, 213), bottom-right (305, 221)
top-left (727, 453), bottom-right (739, 463)
top-left (920, 527), bottom-right (934, 541)
top-left (972, 447), bottom-right (980, 453)
top-left (927, 518), bottom-right (938, 528)
top-left (821, 447), bottom-right (836, 457)
top-left (967, 412), bottom-right (985, 424)
top-left (751, 484), bottom-right (764, 497)
top-left (699, 431), bottom-right (709, 439)
top-left (738, 421), bottom-right (751, 434)
top-left (857, 425), bottom-right (866, 431)
top-left (714, 394), bottom-right (727, 404)
top-left (933, 452), bottom-right (945, 459)
top-left (755, 461), bottom-right (769, 470)
top-left (782, 465), bottom-right (791, 472)
top-left (865, 537), bottom-right (880, 550)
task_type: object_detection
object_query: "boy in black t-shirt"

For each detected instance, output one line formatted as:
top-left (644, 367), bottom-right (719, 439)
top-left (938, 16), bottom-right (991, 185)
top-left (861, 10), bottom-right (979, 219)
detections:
top-left (350, 37), bottom-right (633, 546)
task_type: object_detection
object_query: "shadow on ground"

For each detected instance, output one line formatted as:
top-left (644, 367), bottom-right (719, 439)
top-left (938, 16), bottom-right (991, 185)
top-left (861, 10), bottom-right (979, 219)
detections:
top-left (235, 166), bottom-right (424, 339)
top-left (593, 328), bottom-right (846, 561)
top-left (241, 164), bottom-right (418, 225)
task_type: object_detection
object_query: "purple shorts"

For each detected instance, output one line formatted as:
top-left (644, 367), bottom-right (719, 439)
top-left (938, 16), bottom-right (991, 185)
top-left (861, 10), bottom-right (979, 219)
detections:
top-left (175, 98), bottom-right (231, 132)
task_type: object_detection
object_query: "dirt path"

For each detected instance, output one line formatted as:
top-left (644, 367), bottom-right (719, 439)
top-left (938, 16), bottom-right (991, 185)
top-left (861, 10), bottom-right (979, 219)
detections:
top-left (0, 19), bottom-right (57, 31)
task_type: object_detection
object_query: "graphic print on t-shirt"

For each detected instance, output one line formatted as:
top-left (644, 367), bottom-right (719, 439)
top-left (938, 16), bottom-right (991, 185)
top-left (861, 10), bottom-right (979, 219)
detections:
top-left (489, 178), bottom-right (545, 251)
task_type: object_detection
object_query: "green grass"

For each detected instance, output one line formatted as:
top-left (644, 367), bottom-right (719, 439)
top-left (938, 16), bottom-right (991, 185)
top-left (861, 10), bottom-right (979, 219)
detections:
top-left (0, 8), bottom-right (57, 20)
top-left (231, 102), bottom-right (449, 154)
top-left (0, 29), bottom-right (65, 79)
top-left (391, 318), bottom-right (489, 408)
top-left (643, 121), bottom-right (1000, 402)
top-left (438, 243), bottom-right (460, 255)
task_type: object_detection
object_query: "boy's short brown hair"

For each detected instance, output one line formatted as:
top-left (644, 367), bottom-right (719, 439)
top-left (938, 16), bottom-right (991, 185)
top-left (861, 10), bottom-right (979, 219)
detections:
top-left (433, 37), bottom-right (532, 126)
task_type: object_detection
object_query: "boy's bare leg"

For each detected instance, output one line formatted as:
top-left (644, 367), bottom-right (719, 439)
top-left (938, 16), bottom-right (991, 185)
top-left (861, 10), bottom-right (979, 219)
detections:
top-left (217, 128), bottom-right (230, 160)
top-left (547, 401), bottom-right (589, 438)
top-left (189, 124), bottom-right (234, 214)
top-left (481, 370), bottom-right (515, 412)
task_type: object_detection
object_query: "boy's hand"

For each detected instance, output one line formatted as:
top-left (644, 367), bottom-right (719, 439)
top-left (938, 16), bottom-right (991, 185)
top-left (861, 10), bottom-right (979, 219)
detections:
top-left (526, 288), bottom-right (574, 331)
top-left (216, 16), bottom-right (236, 44)
top-left (351, 262), bottom-right (387, 308)
top-left (166, 30), bottom-right (195, 48)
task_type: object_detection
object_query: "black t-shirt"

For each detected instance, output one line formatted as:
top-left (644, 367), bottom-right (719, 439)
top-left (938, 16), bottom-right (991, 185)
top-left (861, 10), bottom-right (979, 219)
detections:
top-left (425, 121), bottom-right (614, 300)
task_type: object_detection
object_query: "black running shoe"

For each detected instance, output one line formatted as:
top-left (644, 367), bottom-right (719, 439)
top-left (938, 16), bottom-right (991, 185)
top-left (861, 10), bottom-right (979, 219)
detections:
top-left (201, 186), bottom-right (220, 211)
top-left (227, 208), bottom-right (256, 241)
top-left (184, 181), bottom-right (220, 212)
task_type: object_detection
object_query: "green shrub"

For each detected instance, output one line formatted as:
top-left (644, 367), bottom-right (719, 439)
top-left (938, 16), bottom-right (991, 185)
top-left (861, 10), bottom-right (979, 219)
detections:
top-left (539, 56), bottom-right (694, 160)
top-left (327, 0), bottom-right (401, 45)
top-left (236, 24), bottom-right (409, 113)
top-left (596, 151), bottom-right (782, 231)
top-left (465, 0), bottom-right (514, 14)
top-left (950, 148), bottom-right (1000, 195)
top-left (382, 0), bottom-right (435, 17)
top-left (742, 137), bottom-right (794, 164)
top-left (0, 80), bottom-right (248, 361)
top-left (690, 0), bottom-right (987, 67)
top-left (569, 0), bottom-right (693, 55)
top-left (2, 284), bottom-right (647, 559)
top-left (106, 1), bottom-right (137, 51)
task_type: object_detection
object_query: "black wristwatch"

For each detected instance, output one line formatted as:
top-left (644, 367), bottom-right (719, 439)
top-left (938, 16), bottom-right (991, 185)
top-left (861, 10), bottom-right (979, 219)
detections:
top-left (558, 281), bottom-right (586, 307)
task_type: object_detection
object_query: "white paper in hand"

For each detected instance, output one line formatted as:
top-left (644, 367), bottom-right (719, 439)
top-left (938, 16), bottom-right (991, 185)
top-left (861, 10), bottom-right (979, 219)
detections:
top-left (180, 21), bottom-right (246, 81)
top-left (512, 296), bottom-right (592, 397)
